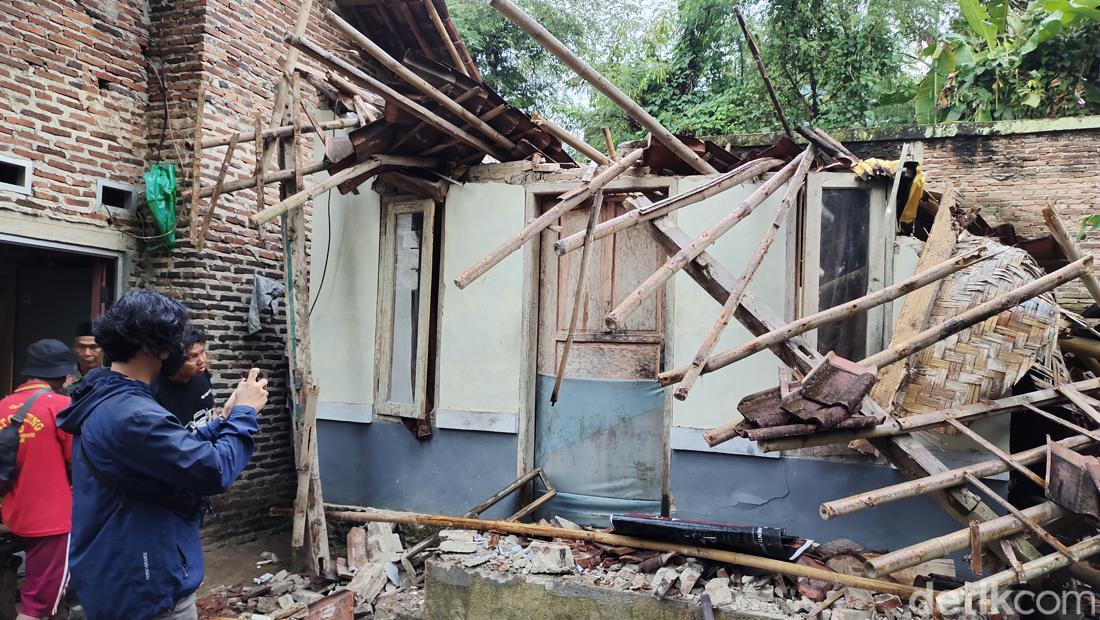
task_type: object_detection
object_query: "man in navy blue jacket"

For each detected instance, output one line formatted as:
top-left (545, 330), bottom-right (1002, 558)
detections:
top-left (57, 290), bottom-right (268, 620)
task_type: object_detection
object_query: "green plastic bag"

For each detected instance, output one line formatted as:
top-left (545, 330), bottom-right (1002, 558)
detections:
top-left (144, 163), bottom-right (177, 251)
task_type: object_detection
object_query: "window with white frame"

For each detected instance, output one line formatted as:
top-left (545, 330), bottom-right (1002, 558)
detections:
top-left (374, 199), bottom-right (437, 419)
top-left (796, 172), bottom-right (892, 359)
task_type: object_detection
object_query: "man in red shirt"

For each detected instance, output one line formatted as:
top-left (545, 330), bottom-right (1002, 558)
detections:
top-left (1, 339), bottom-right (76, 620)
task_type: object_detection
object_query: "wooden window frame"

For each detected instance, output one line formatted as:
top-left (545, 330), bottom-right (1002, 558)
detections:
top-left (798, 172), bottom-right (893, 355)
top-left (374, 198), bottom-right (437, 419)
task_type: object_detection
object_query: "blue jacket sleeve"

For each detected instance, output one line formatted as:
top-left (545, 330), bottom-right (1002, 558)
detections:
top-left (193, 415), bottom-right (228, 442)
top-left (114, 403), bottom-right (259, 496)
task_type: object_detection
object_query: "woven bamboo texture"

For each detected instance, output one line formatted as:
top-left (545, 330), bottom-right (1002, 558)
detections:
top-left (894, 233), bottom-right (1062, 417)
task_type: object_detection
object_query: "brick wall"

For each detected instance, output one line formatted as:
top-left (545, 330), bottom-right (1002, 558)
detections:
top-left (722, 119), bottom-right (1100, 311)
top-left (0, 0), bottom-right (355, 545)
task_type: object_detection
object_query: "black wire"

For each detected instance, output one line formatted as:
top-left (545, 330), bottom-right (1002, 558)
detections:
top-left (308, 169), bottom-right (334, 318)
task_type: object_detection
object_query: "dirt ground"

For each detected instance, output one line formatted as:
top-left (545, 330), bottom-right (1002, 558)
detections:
top-left (200, 531), bottom-right (293, 595)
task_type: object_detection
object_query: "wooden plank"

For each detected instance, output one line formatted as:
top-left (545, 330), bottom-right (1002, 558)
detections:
top-left (1043, 204), bottom-right (1100, 308)
top-left (869, 182), bottom-right (957, 412)
top-left (292, 384), bottom-right (320, 546)
top-left (196, 131), bottom-right (238, 248)
top-left (254, 109), bottom-right (265, 216)
top-left (969, 520), bottom-right (983, 576)
top-left (557, 342), bottom-right (660, 380)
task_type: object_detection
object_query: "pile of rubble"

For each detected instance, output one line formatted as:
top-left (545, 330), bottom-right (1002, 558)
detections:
top-left (428, 518), bottom-right (950, 619)
top-left (196, 524), bottom-right (425, 620)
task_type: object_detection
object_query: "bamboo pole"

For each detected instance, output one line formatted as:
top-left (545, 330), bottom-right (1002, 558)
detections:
top-left (188, 84), bottom-right (205, 246)
top-left (1023, 403), bottom-right (1100, 444)
top-left (962, 472), bottom-right (1075, 561)
top-left (423, 0), bottom-right (470, 76)
top-left (1058, 384), bottom-right (1100, 427)
top-left (322, 510), bottom-right (922, 598)
top-left (733, 8), bottom-right (792, 139)
top-left (254, 110), bottom-right (265, 216)
top-left (865, 502), bottom-right (1068, 579)
top-left (288, 35), bottom-right (506, 160)
top-left (489, 0), bottom-right (717, 174)
top-left (202, 116), bottom-right (360, 150)
top-left (605, 151), bottom-right (806, 329)
top-left (601, 127), bottom-right (618, 161)
top-left (196, 132), bottom-right (238, 248)
top-left (819, 435), bottom-right (1094, 521)
top-left (453, 148), bottom-right (643, 289)
top-left (861, 257), bottom-right (1092, 371)
top-left (675, 147), bottom-right (814, 401)
top-left (551, 191), bottom-right (605, 405)
top-left (937, 535), bottom-right (1100, 609)
top-left (252, 155), bottom-right (438, 225)
top-left (759, 377), bottom-right (1100, 452)
top-left (944, 418), bottom-right (1046, 488)
top-left (670, 247), bottom-right (990, 394)
top-left (531, 113), bottom-right (610, 165)
top-left (184, 160), bottom-right (328, 202)
top-left (324, 9), bottom-right (517, 154)
top-left (555, 157), bottom-right (782, 256)
top-left (1043, 204), bottom-right (1100, 307)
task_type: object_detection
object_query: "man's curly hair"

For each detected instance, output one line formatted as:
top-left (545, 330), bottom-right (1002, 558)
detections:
top-left (93, 290), bottom-right (191, 363)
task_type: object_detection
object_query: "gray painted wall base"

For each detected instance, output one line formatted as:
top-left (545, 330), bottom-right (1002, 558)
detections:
top-left (317, 419), bottom-right (520, 520)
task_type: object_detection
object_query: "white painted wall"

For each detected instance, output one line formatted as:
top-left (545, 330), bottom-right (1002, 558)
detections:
top-left (437, 182), bottom-right (527, 419)
top-left (309, 117), bottom-right (380, 422)
top-left (670, 176), bottom-right (793, 429)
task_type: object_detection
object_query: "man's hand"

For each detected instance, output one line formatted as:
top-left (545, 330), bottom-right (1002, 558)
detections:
top-left (233, 368), bottom-right (269, 413)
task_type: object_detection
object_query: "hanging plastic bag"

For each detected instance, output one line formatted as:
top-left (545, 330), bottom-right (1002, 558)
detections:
top-left (143, 163), bottom-right (177, 251)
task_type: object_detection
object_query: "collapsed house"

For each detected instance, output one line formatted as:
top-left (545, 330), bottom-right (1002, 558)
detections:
top-left (5, 0), bottom-right (1100, 617)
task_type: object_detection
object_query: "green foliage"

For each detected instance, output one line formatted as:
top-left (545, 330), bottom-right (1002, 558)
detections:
top-left (915, 0), bottom-right (1100, 123)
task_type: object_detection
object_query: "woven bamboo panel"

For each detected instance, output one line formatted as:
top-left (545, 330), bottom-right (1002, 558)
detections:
top-left (894, 233), bottom-right (1061, 417)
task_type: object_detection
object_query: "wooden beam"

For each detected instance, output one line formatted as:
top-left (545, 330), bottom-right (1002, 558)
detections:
top-left (531, 113), bottom-right (610, 165)
top-left (555, 158), bottom-right (781, 256)
top-left (453, 148), bottom-right (643, 289)
top-left (820, 434), bottom-right (1094, 521)
top-left (254, 109), bottom-right (265, 216)
top-left (869, 182), bottom-right (957, 411)
top-left (324, 9), bottom-right (517, 153)
top-left (1044, 204), bottom-right (1100, 308)
top-left (605, 151), bottom-right (806, 329)
top-left (322, 510), bottom-right (922, 598)
top-left (196, 132), bottom-right (238, 249)
top-left (489, 0), bottom-right (717, 174)
top-left (667, 247), bottom-right (990, 392)
top-left (292, 384), bottom-right (320, 546)
top-left (675, 147), bottom-right (814, 401)
top-left (289, 35), bottom-right (506, 160)
top-left (252, 155), bottom-right (438, 225)
top-left (202, 116), bottom-right (360, 149)
top-left (423, 0), bottom-right (469, 75)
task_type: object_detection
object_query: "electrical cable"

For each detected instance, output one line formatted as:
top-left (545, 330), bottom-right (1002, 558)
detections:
top-left (308, 126), bottom-right (336, 317)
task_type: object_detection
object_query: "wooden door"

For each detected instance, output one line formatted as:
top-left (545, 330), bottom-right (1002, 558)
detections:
top-left (537, 194), bottom-right (665, 378)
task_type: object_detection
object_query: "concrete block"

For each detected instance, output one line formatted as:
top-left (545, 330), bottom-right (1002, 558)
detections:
top-left (650, 567), bottom-right (678, 599)
top-left (703, 578), bottom-right (733, 607)
top-left (527, 541), bottom-right (576, 574)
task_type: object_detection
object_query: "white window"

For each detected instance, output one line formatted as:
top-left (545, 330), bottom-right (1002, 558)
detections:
top-left (0, 154), bottom-right (33, 195)
top-left (797, 172), bottom-right (893, 359)
top-left (374, 199), bottom-right (436, 419)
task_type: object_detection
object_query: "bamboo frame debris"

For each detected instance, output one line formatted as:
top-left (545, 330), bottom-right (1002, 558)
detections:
top-left (944, 417), bottom-right (1046, 488)
top-left (322, 510), bottom-right (923, 598)
top-left (551, 190), bottom-right (605, 404)
top-left (675, 146), bottom-right (814, 400)
top-left (820, 434), bottom-right (1094, 521)
top-left (288, 35), bottom-right (505, 160)
top-left (605, 151), bottom-right (807, 329)
top-left (202, 116), bottom-right (360, 150)
top-left (733, 8), bottom-right (792, 139)
top-left (1044, 204), bottom-right (1100, 308)
top-left (489, 0), bottom-right (718, 174)
top-left (864, 501), bottom-right (1068, 579)
top-left (554, 157), bottom-right (782, 256)
top-left (453, 148), bottom-right (644, 289)
top-left (760, 377), bottom-right (1100, 452)
top-left (937, 535), bottom-right (1100, 609)
top-left (963, 472), bottom-right (1075, 561)
top-left (531, 114), bottom-right (610, 165)
top-left (252, 155), bottom-right (439, 226)
top-left (325, 9), bottom-right (519, 154)
top-left (1059, 385), bottom-right (1100, 426)
top-left (196, 132), bottom-right (238, 248)
top-left (184, 160), bottom-right (328, 202)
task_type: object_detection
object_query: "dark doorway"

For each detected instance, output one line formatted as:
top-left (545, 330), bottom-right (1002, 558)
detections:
top-left (0, 242), bottom-right (117, 393)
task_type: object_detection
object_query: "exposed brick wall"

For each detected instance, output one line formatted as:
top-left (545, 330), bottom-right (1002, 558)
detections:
top-left (723, 122), bottom-right (1100, 312)
top-left (0, 0), bottom-right (356, 545)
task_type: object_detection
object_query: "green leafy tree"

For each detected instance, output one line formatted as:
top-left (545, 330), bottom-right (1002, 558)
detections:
top-left (915, 0), bottom-right (1100, 122)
